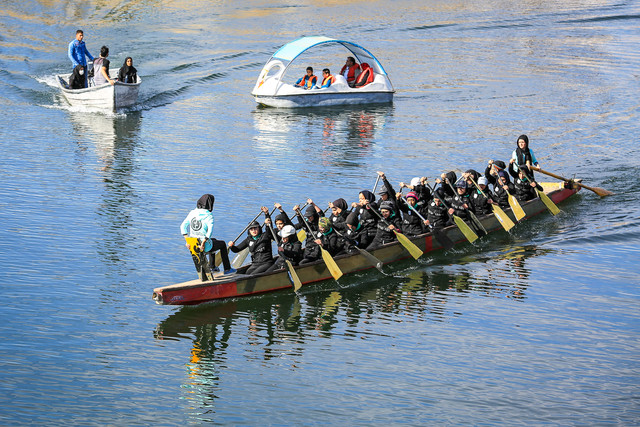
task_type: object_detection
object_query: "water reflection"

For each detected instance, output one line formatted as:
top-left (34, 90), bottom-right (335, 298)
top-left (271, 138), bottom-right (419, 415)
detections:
top-left (69, 111), bottom-right (143, 270)
top-left (154, 244), bottom-right (551, 416)
top-left (252, 105), bottom-right (393, 168)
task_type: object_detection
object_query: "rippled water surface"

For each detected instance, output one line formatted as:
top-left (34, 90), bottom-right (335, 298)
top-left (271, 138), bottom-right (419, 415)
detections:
top-left (1, 0), bottom-right (639, 424)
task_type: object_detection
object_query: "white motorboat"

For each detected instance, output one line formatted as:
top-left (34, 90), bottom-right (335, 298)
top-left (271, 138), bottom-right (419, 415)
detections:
top-left (56, 71), bottom-right (141, 112)
top-left (252, 36), bottom-right (394, 108)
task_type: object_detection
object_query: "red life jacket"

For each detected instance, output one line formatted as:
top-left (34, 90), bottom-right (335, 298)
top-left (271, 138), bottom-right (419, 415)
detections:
top-left (340, 63), bottom-right (361, 83)
top-left (354, 63), bottom-right (374, 87)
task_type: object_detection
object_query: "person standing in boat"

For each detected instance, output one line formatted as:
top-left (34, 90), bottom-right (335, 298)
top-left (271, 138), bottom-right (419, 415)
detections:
top-left (68, 29), bottom-right (94, 88)
top-left (181, 194), bottom-right (235, 275)
top-left (510, 134), bottom-right (539, 177)
top-left (294, 66), bottom-right (317, 90)
top-left (93, 46), bottom-right (115, 86)
top-left (228, 220), bottom-right (274, 274)
top-left (340, 56), bottom-right (361, 87)
top-left (117, 57), bottom-right (137, 83)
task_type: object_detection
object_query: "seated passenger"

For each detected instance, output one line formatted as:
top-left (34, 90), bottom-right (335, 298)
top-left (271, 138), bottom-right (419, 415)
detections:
top-left (318, 68), bottom-right (335, 89)
top-left (340, 56), bottom-right (361, 87)
top-left (294, 66), bottom-right (317, 90)
top-left (354, 63), bottom-right (374, 88)
top-left (117, 56), bottom-right (137, 83)
top-left (69, 64), bottom-right (86, 89)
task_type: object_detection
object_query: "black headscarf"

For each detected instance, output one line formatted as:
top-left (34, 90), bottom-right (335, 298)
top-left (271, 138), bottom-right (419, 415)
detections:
top-left (118, 57), bottom-right (137, 83)
top-left (515, 134), bottom-right (532, 166)
top-left (332, 198), bottom-right (348, 211)
top-left (196, 194), bottom-right (215, 211)
top-left (359, 190), bottom-right (375, 204)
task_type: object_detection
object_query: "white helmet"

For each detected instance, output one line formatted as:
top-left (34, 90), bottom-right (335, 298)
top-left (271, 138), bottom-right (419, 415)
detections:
top-left (410, 177), bottom-right (421, 187)
top-left (478, 176), bottom-right (488, 186)
top-left (279, 225), bottom-right (296, 238)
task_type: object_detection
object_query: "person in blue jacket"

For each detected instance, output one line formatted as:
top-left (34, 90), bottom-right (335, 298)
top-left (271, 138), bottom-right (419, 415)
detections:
top-left (68, 30), bottom-right (94, 88)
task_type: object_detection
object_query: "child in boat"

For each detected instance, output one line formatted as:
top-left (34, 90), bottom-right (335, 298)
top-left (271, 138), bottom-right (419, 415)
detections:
top-left (318, 68), bottom-right (335, 88)
top-left (351, 189), bottom-right (379, 248)
top-left (426, 189), bottom-right (450, 229)
top-left (266, 225), bottom-right (303, 272)
top-left (180, 194), bottom-right (235, 275)
top-left (294, 66), bottom-right (317, 90)
top-left (469, 176), bottom-right (494, 216)
top-left (228, 220), bottom-right (274, 274)
top-left (510, 134), bottom-right (539, 177)
top-left (314, 217), bottom-right (347, 257)
top-left (396, 191), bottom-right (426, 237)
top-left (509, 163), bottom-right (543, 202)
top-left (366, 201), bottom-right (403, 250)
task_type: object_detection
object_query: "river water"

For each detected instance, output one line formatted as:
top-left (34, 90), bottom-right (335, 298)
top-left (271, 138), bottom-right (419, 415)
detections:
top-left (1, 0), bottom-right (639, 424)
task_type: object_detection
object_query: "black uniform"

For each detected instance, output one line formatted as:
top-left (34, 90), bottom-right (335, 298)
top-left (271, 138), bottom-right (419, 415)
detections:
top-left (470, 189), bottom-right (494, 216)
top-left (266, 233), bottom-right (303, 272)
top-left (509, 167), bottom-right (543, 202)
top-left (427, 199), bottom-right (450, 228)
top-left (230, 228), bottom-right (274, 274)
top-left (397, 198), bottom-right (426, 237)
top-left (366, 211), bottom-right (403, 250)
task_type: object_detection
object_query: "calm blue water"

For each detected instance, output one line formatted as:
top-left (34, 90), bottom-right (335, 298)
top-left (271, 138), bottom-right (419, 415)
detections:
top-left (1, 0), bottom-right (639, 424)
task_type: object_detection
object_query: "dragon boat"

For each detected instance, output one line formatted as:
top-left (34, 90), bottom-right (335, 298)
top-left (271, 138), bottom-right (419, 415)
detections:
top-left (152, 181), bottom-right (580, 306)
top-left (251, 36), bottom-right (394, 108)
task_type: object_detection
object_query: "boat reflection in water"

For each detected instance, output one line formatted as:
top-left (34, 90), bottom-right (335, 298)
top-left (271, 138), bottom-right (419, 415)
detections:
top-left (154, 244), bottom-right (548, 417)
top-left (252, 104), bottom-right (393, 167)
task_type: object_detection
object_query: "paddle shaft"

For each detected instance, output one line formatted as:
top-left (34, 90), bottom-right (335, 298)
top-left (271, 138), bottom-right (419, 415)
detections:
top-left (534, 167), bottom-right (613, 197)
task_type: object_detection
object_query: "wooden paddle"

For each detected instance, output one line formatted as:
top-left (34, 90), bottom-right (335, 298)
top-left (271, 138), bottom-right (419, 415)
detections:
top-left (297, 208), bottom-right (343, 280)
top-left (533, 166), bottom-right (614, 197)
top-left (333, 228), bottom-right (388, 275)
top-left (293, 202), bottom-right (309, 241)
top-left (267, 223), bottom-right (302, 291)
top-left (231, 207), bottom-right (277, 268)
top-left (427, 183), bottom-right (479, 244)
top-left (445, 180), bottom-right (487, 235)
top-left (489, 163), bottom-right (526, 221)
top-left (368, 205), bottom-right (423, 260)
top-left (467, 176), bottom-right (516, 232)
top-left (372, 174), bottom-right (381, 193)
top-left (518, 165), bottom-right (560, 215)
top-left (400, 193), bottom-right (455, 250)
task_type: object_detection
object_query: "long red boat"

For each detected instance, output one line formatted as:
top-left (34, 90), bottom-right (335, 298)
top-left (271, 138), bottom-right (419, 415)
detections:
top-left (152, 181), bottom-right (580, 306)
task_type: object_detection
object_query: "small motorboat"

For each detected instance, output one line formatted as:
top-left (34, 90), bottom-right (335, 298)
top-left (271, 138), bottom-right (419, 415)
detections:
top-left (56, 70), bottom-right (141, 112)
top-left (252, 36), bottom-right (394, 108)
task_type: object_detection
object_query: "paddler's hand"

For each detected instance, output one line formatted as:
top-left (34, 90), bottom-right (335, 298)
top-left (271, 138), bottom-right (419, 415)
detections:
top-left (448, 208), bottom-right (455, 215)
top-left (293, 204), bottom-right (300, 212)
top-left (351, 201), bottom-right (358, 209)
top-left (399, 182), bottom-right (406, 189)
top-left (388, 224), bottom-right (396, 231)
top-left (199, 242), bottom-right (206, 252)
top-left (424, 220), bottom-right (429, 226)
top-left (261, 206), bottom-right (269, 214)
top-left (274, 202), bottom-right (282, 210)
top-left (307, 198), bottom-right (313, 205)
top-left (510, 158), bottom-right (515, 164)
top-left (377, 171), bottom-right (385, 179)
top-left (488, 159), bottom-right (494, 165)
top-left (314, 239), bottom-right (322, 246)
top-left (265, 218), bottom-right (271, 226)
top-left (228, 241), bottom-right (234, 248)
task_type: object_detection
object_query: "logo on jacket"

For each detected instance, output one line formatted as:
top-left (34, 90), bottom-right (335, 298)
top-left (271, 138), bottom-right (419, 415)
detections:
top-left (190, 218), bottom-right (202, 231)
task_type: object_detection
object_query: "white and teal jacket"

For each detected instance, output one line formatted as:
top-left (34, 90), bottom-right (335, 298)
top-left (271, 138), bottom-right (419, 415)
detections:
top-left (181, 208), bottom-right (215, 252)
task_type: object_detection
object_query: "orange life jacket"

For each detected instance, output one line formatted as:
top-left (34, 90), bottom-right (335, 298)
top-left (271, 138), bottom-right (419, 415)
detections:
top-left (340, 63), bottom-right (361, 83)
top-left (322, 75), bottom-right (335, 87)
top-left (299, 74), bottom-right (317, 89)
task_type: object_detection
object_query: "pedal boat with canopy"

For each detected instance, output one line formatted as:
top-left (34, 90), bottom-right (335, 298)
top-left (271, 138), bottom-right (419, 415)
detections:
top-left (251, 36), bottom-right (394, 108)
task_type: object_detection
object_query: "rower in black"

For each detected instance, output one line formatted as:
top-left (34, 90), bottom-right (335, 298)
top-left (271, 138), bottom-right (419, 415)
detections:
top-left (351, 189), bottom-right (378, 248)
top-left (366, 200), bottom-right (403, 250)
top-left (426, 189), bottom-right (450, 229)
top-left (509, 164), bottom-right (543, 202)
top-left (396, 191), bottom-right (426, 237)
top-left (228, 221), bottom-right (274, 274)
top-left (266, 225), bottom-right (303, 272)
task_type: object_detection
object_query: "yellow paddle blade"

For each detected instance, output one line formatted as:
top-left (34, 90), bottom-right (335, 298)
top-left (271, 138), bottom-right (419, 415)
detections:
top-left (321, 247), bottom-right (343, 280)
top-left (184, 236), bottom-right (200, 256)
top-left (394, 230), bottom-right (423, 260)
top-left (508, 194), bottom-right (526, 221)
top-left (536, 188), bottom-right (561, 215)
top-left (492, 205), bottom-right (515, 231)
top-left (231, 247), bottom-right (250, 269)
top-left (297, 229), bottom-right (307, 241)
top-left (453, 215), bottom-right (478, 243)
top-left (285, 260), bottom-right (303, 291)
